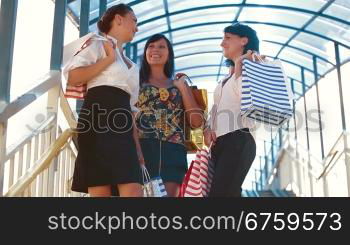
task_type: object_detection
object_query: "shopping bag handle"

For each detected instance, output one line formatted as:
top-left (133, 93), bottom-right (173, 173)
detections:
top-left (252, 52), bottom-right (267, 64)
top-left (175, 73), bottom-right (195, 87)
top-left (141, 165), bottom-right (151, 184)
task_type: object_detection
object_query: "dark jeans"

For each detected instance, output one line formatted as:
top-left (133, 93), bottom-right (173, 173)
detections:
top-left (208, 128), bottom-right (256, 197)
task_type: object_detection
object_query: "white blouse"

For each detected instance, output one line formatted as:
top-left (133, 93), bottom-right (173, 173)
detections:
top-left (63, 34), bottom-right (140, 112)
top-left (208, 75), bottom-right (255, 138)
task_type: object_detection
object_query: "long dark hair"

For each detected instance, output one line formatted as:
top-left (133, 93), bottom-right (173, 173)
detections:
top-left (97, 4), bottom-right (133, 34)
top-left (139, 34), bottom-right (174, 85)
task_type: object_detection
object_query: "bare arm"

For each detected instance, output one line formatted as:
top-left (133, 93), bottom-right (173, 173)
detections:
top-left (174, 74), bottom-right (204, 129)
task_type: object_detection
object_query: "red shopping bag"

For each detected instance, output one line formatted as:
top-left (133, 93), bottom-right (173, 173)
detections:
top-left (179, 147), bottom-right (214, 197)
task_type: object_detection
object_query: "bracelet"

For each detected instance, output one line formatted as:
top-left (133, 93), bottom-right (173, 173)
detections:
top-left (203, 125), bottom-right (210, 131)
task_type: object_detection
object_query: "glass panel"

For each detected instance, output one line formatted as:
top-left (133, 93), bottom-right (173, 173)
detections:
top-left (134, 18), bottom-right (168, 42)
top-left (304, 70), bottom-right (315, 87)
top-left (190, 77), bottom-right (223, 91)
top-left (316, 59), bottom-right (334, 75)
top-left (10, 0), bottom-right (55, 101)
top-left (246, 0), bottom-right (327, 11)
top-left (324, 1), bottom-right (350, 21)
top-left (89, 0), bottom-right (101, 21)
top-left (260, 41), bottom-right (283, 57)
top-left (305, 85), bottom-right (323, 160)
top-left (132, 0), bottom-right (165, 23)
top-left (176, 66), bottom-right (219, 77)
top-left (294, 97), bottom-right (308, 150)
top-left (306, 17), bottom-right (350, 48)
top-left (339, 45), bottom-right (350, 63)
top-left (290, 35), bottom-right (335, 64)
top-left (293, 80), bottom-right (304, 95)
top-left (175, 53), bottom-right (221, 70)
top-left (238, 8), bottom-right (312, 28)
top-left (218, 65), bottom-right (230, 78)
top-left (174, 40), bottom-right (222, 57)
top-left (288, 102), bottom-right (297, 139)
top-left (64, 16), bottom-right (80, 45)
top-left (89, 22), bottom-right (98, 33)
top-left (291, 33), bottom-right (330, 53)
top-left (250, 24), bottom-right (297, 43)
top-left (170, 7), bottom-right (239, 29)
top-left (318, 68), bottom-right (343, 155)
top-left (68, 0), bottom-right (81, 16)
top-left (171, 24), bottom-right (228, 43)
top-left (335, 0), bottom-right (350, 8)
top-left (279, 47), bottom-right (313, 71)
top-left (168, 0), bottom-right (242, 12)
top-left (89, 0), bottom-right (100, 12)
top-left (281, 62), bottom-right (302, 81)
top-left (341, 63), bottom-right (350, 132)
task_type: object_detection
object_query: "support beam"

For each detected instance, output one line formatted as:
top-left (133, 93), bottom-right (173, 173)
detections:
top-left (313, 56), bottom-right (325, 159)
top-left (0, 0), bottom-right (18, 103)
top-left (334, 44), bottom-right (347, 131)
top-left (99, 0), bottom-right (107, 18)
top-left (132, 43), bottom-right (138, 64)
top-left (50, 0), bottom-right (67, 70)
top-left (0, 0), bottom-right (18, 196)
top-left (301, 68), bottom-right (310, 152)
top-left (162, 0), bottom-right (173, 43)
top-left (77, 0), bottom-right (90, 112)
top-left (79, 0), bottom-right (90, 37)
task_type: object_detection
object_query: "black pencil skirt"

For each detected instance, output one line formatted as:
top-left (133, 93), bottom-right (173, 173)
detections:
top-left (71, 85), bottom-right (142, 193)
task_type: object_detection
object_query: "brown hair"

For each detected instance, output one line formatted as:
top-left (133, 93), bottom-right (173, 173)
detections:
top-left (97, 4), bottom-right (133, 34)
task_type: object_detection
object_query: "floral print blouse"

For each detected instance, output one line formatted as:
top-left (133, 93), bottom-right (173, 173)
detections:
top-left (136, 84), bottom-right (185, 145)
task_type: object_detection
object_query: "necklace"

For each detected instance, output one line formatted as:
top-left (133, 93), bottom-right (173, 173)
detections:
top-left (149, 77), bottom-right (172, 88)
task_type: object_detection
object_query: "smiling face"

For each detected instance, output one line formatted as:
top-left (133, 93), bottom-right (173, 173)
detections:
top-left (220, 32), bottom-right (248, 60)
top-left (146, 38), bottom-right (170, 66)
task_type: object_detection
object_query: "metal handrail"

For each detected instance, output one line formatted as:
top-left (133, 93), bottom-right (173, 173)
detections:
top-left (4, 128), bottom-right (75, 197)
top-left (0, 71), bottom-right (60, 123)
top-left (317, 131), bottom-right (349, 179)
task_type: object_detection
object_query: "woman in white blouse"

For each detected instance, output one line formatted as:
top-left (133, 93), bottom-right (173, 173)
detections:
top-left (204, 23), bottom-right (262, 197)
top-left (64, 4), bottom-right (143, 197)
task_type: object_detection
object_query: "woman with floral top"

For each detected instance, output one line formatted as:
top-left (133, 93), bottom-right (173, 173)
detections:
top-left (136, 34), bottom-right (203, 197)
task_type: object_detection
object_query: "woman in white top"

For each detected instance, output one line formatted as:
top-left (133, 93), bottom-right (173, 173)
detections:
top-left (204, 23), bottom-right (262, 197)
top-left (64, 4), bottom-right (143, 197)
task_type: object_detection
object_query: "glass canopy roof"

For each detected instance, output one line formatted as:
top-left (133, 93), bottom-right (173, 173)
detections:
top-left (67, 0), bottom-right (350, 98)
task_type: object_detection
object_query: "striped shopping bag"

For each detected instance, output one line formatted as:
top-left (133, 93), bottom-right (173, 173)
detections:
top-left (241, 58), bottom-right (294, 126)
top-left (142, 166), bottom-right (167, 197)
top-left (64, 84), bottom-right (87, 99)
top-left (179, 147), bottom-right (214, 197)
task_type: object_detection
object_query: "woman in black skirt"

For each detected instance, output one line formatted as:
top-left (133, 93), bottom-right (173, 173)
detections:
top-left (63, 4), bottom-right (143, 197)
top-left (136, 34), bottom-right (203, 197)
top-left (204, 23), bottom-right (263, 197)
